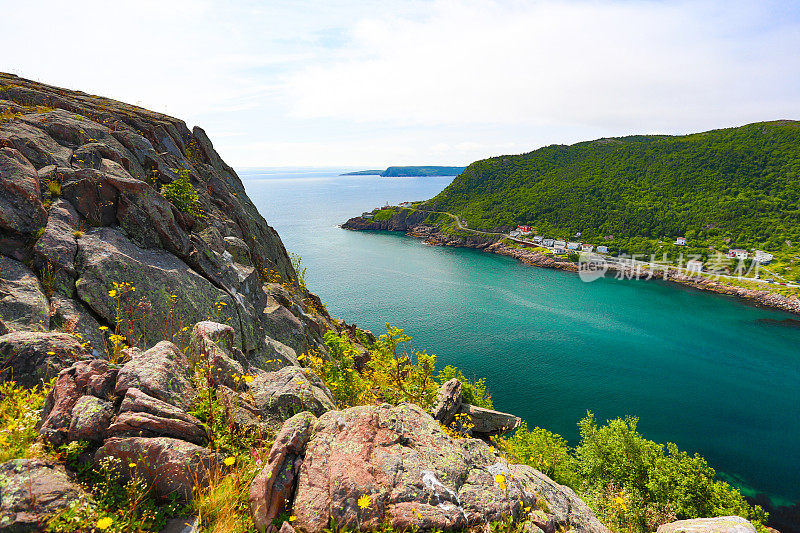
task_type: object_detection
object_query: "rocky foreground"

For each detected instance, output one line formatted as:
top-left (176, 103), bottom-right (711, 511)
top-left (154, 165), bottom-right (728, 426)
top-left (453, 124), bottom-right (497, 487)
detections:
top-left (0, 74), bottom-right (764, 533)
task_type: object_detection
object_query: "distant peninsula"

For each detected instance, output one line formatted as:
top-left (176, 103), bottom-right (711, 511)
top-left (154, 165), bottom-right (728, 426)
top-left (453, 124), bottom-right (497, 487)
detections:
top-left (341, 165), bottom-right (466, 177)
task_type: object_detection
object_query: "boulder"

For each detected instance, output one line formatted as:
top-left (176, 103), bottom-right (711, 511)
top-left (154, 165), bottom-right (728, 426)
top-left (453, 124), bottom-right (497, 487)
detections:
top-left (115, 341), bottom-right (196, 412)
top-left (39, 358), bottom-right (116, 445)
top-left (0, 331), bottom-right (88, 388)
top-left (188, 321), bottom-right (247, 389)
top-left (108, 387), bottom-right (207, 444)
top-left (432, 378), bottom-right (463, 425)
top-left (250, 404), bottom-right (608, 533)
top-left (94, 437), bottom-right (221, 501)
top-left (67, 394), bottom-right (114, 442)
top-left (656, 517), bottom-right (757, 533)
top-left (248, 366), bottom-right (336, 427)
top-left (74, 227), bottom-right (239, 349)
top-left (161, 516), bottom-right (201, 533)
top-left (0, 256), bottom-right (49, 333)
top-left (48, 293), bottom-right (106, 357)
top-left (0, 458), bottom-right (86, 532)
top-left (456, 403), bottom-right (522, 438)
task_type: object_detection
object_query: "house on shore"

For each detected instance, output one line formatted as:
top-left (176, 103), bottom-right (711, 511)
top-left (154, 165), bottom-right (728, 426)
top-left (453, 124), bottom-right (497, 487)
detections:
top-left (533, 235), bottom-right (543, 243)
top-left (362, 212), bottom-right (374, 219)
top-left (554, 240), bottom-right (566, 248)
top-left (517, 225), bottom-right (532, 234)
top-left (581, 244), bottom-right (594, 253)
top-left (754, 250), bottom-right (774, 264)
top-left (727, 249), bottom-right (749, 259)
top-left (567, 242), bottom-right (579, 250)
top-left (553, 248), bottom-right (567, 255)
top-left (543, 238), bottom-right (555, 247)
top-left (597, 245), bottom-right (608, 254)
top-left (675, 237), bottom-right (686, 245)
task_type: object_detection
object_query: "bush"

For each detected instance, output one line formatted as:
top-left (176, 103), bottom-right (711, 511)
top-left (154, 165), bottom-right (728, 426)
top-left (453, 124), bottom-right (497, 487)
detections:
top-left (161, 169), bottom-right (204, 218)
top-left (437, 365), bottom-right (493, 409)
top-left (505, 421), bottom-right (579, 488)
top-left (0, 380), bottom-right (51, 462)
top-left (576, 413), bottom-right (767, 532)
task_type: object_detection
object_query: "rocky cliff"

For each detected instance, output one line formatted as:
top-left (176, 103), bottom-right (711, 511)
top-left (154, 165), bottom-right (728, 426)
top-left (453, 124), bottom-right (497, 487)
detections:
top-left (0, 72), bottom-right (335, 377)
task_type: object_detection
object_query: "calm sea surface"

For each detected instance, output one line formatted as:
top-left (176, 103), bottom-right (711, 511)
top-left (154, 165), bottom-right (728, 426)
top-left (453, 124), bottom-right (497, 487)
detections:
top-left (240, 167), bottom-right (800, 507)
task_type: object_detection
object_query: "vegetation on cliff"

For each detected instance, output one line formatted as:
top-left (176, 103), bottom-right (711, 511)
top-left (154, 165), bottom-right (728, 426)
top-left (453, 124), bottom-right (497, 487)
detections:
top-left (423, 121), bottom-right (800, 271)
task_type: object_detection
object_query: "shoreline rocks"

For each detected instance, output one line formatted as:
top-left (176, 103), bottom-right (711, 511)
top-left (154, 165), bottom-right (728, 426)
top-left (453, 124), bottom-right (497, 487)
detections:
top-left (343, 214), bottom-right (800, 316)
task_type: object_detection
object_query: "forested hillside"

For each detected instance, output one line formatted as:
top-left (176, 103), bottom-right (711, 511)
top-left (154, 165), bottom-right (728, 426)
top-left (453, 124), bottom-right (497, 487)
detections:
top-left (425, 121), bottom-right (800, 250)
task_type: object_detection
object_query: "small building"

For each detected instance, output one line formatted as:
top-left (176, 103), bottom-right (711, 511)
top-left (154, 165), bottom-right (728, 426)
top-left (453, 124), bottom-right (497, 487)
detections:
top-left (362, 213), bottom-right (374, 219)
top-left (754, 250), bottom-right (774, 264)
top-left (567, 242), bottom-right (580, 250)
top-left (517, 225), bottom-right (532, 234)
top-left (675, 237), bottom-right (686, 246)
top-left (398, 201), bottom-right (413, 208)
top-left (686, 259), bottom-right (703, 273)
top-left (532, 235), bottom-right (543, 243)
top-left (726, 249), bottom-right (748, 259)
top-left (509, 230), bottom-right (521, 237)
top-left (554, 240), bottom-right (566, 248)
top-left (581, 244), bottom-right (594, 253)
top-left (553, 248), bottom-right (567, 255)
top-left (542, 238), bottom-right (555, 247)
top-left (597, 245), bottom-right (608, 254)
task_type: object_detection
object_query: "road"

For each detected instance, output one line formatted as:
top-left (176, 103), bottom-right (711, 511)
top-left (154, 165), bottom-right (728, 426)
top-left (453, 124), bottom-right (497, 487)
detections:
top-left (400, 205), bottom-right (800, 288)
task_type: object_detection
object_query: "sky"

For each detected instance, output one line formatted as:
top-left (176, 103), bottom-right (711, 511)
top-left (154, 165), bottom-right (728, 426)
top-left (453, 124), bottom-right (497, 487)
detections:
top-left (2, 0), bottom-right (799, 168)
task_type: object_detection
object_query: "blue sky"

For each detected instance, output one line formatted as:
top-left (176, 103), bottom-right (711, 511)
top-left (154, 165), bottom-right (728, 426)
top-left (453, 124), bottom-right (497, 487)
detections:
top-left (3, 0), bottom-right (799, 167)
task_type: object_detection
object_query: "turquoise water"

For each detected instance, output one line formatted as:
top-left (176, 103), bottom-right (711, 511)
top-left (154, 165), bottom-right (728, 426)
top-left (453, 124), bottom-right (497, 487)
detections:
top-left (241, 168), bottom-right (800, 508)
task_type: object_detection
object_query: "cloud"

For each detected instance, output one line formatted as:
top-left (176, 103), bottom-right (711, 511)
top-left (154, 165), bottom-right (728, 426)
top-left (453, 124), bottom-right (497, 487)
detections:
top-left (285, 0), bottom-right (800, 132)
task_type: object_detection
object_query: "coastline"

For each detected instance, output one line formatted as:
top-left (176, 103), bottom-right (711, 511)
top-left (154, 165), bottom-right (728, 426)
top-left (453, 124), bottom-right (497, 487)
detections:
top-left (342, 215), bottom-right (800, 316)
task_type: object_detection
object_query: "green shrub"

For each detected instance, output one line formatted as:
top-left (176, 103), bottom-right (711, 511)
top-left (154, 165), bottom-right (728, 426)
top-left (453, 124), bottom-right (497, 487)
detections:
top-left (505, 421), bottom-right (579, 488)
top-left (161, 169), bottom-right (204, 218)
top-left (372, 208), bottom-right (396, 221)
top-left (576, 413), bottom-right (767, 532)
top-left (0, 380), bottom-right (51, 462)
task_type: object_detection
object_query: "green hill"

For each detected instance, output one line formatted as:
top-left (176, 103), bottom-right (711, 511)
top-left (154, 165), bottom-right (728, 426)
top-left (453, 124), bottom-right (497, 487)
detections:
top-left (424, 121), bottom-right (800, 253)
top-left (381, 165), bottom-right (465, 177)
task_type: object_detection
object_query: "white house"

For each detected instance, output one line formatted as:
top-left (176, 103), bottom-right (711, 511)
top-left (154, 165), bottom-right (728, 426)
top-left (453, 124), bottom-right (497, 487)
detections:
top-left (686, 259), bottom-right (704, 274)
top-left (533, 235), bottom-right (543, 243)
top-left (553, 248), bottom-right (567, 255)
top-left (567, 242), bottom-right (580, 250)
top-left (399, 202), bottom-right (414, 207)
top-left (675, 237), bottom-right (686, 245)
top-left (517, 225), bottom-right (532, 234)
top-left (581, 244), bottom-right (594, 253)
top-left (726, 249), bottom-right (749, 259)
top-left (543, 239), bottom-right (555, 247)
top-left (754, 250), bottom-right (774, 264)
top-left (597, 245), bottom-right (608, 254)
top-left (554, 240), bottom-right (566, 248)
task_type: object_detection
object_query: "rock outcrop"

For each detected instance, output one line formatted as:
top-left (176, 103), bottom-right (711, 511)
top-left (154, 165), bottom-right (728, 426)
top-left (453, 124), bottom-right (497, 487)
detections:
top-left (0, 72), bottom-right (335, 372)
top-left (250, 404), bottom-right (608, 533)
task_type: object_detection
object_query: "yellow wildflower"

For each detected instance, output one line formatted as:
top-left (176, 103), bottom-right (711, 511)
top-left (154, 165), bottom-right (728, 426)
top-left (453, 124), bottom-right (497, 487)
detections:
top-left (108, 290), bottom-right (117, 297)
top-left (96, 517), bottom-right (113, 530)
top-left (494, 473), bottom-right (506, 490)
top-left (614, 495), bottom-right (627, 510)
top-left (358, 494), bottom-right (371, 509)
top-left (243, 375), bottom-right (255, 383)
top-left (98, 326), bottom-right (109, 331)
top-left (289, 515), bottom-right (296, 522)
top-left (224, 456), bottom-right (236, 466)
top-left (128, 462), bottom-right (136, 468)
top-left (46, 351), bottom-right (55, 355)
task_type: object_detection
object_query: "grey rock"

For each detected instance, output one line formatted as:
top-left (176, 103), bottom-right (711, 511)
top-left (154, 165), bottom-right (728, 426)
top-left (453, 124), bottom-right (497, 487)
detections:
top-left (74, 227), bottom-right (239, 349)
top-left (68, 395), bottom-right (114, 442)
top-left (248, 366), bottom-right (335, 427)
top-left (0, 458), bottom-right (86, 533)
top-left (0, 330), bottom-right (88, 388)
top-left (432, 378), bottom-right (463, 425)
top-left (0, 255), bottom-right (49, 333)
top-left (161, 516), bottom-right (200, 533)
top-left (34, 198), bottom-right (81, 278)
top-left (457, 402), bottom-right (522, 437)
